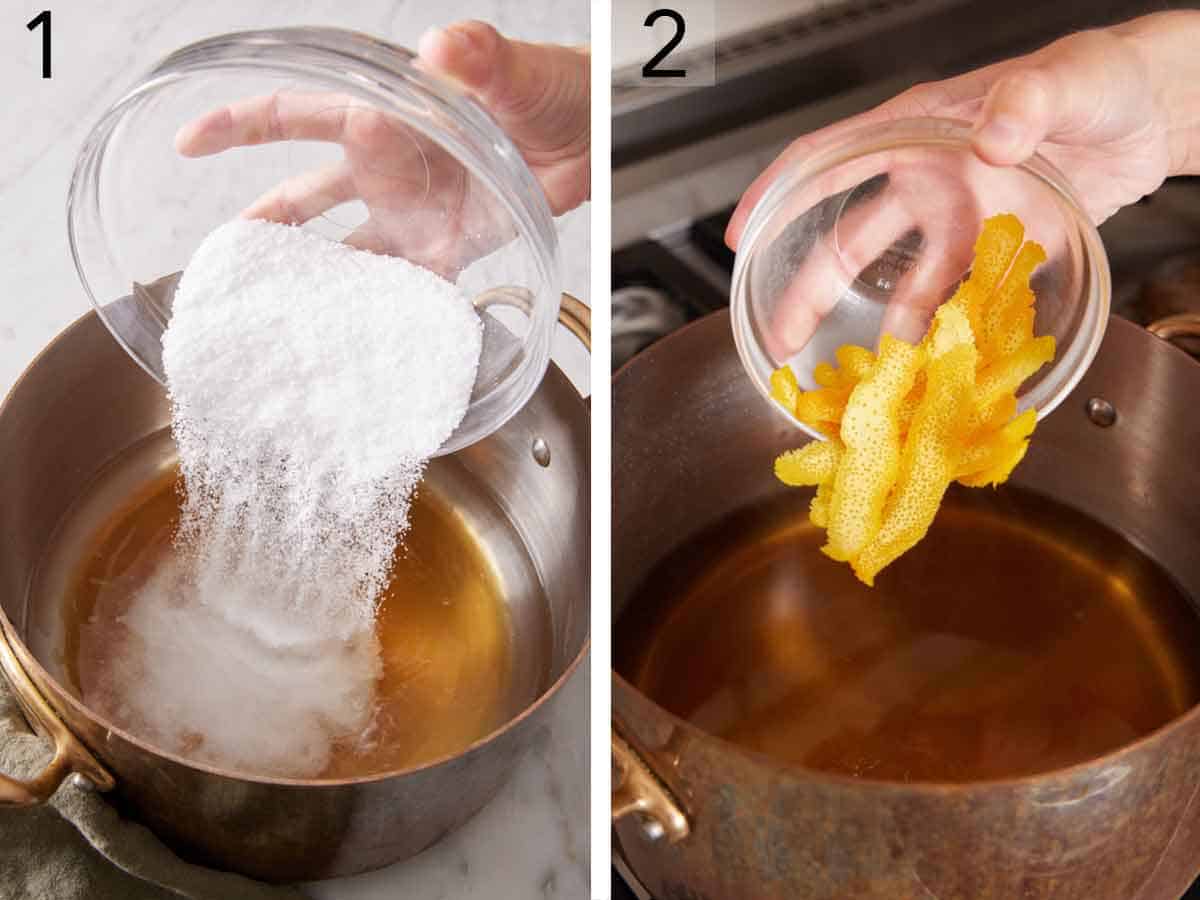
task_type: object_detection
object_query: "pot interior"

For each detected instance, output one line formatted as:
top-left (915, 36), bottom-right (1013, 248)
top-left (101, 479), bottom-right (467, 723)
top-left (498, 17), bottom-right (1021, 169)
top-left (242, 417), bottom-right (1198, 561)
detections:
top-left (613, 311), bottom-right (1200, 780)
top-left (615, 312), bottom-right (1200, 613)
top-left (0, 310), bottom-right (588, 777)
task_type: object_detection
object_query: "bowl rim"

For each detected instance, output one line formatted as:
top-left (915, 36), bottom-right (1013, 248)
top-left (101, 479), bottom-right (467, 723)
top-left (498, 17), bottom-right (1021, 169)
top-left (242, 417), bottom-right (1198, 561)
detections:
top-left (729, 115), bottom-right (1112, 441)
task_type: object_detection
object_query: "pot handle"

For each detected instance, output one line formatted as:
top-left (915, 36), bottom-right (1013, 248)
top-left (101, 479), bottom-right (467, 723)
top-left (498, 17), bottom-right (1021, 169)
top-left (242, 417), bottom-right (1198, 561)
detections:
top-left (1147, 313), bottom-right (1200, 348)
top-left (473, 288), bottom-right (591, 353)
top-left (612, 725), bottom-right (690, 844)
top-left (558, 293), bottom-right (591, 352)
top-left (0, 621), bottom-right (114, 806)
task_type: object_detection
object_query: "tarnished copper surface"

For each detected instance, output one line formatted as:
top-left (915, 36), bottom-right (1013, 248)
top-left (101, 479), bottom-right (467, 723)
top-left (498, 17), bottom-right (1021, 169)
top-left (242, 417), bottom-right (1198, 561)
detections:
top-left (613, 310), bottom-right (1200, 900)
top-left (0, 308), bottom-right (589, 881)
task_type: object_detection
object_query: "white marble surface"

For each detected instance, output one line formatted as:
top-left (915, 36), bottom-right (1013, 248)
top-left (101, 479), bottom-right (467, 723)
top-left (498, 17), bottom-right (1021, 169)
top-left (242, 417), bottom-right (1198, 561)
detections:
top-left (0, 2), bottom-right (589, 898)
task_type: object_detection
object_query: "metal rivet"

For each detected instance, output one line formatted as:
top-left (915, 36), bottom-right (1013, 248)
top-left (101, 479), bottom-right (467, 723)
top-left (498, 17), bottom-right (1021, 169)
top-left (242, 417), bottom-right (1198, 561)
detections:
top-left (531, 438), bottom-right (551, 467)
top-left (640, 818), bottom-right (665, 842)
top-left (69, 773), bottom-right (96, 792)
top-left (1086, 397), bottom-right (1117, 428)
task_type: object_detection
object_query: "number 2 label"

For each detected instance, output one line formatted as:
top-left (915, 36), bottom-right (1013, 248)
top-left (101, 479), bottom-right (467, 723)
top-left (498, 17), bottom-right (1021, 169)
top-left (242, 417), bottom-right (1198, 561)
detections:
top-left (642, 9), bottom-right (686, 79)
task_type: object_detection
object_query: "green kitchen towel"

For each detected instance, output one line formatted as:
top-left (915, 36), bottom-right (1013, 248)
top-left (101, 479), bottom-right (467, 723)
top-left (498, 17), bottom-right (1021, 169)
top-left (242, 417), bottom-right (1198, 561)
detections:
top-left (0, 676), bottom-right (305, 900)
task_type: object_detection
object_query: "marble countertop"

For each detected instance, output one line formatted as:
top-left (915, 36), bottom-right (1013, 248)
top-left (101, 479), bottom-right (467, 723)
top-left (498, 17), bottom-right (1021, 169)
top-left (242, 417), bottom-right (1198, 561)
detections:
top-left (0, 1), bottom-right (589, 898)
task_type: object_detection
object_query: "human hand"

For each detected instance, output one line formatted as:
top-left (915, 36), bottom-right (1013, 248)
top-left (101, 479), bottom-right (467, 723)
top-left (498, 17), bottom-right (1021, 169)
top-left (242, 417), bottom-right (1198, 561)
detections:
top-left (725, 11), bottom-right (1200, 359)
top-left (175, 22), bottom-right (589, 276)
top-left (417, 21), bottom-right (590, 216)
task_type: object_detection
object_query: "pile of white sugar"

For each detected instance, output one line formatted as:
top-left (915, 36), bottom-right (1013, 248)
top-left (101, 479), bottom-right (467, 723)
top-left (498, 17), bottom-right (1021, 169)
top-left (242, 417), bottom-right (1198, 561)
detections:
top-left (91, 219), bottom-right (483, 776)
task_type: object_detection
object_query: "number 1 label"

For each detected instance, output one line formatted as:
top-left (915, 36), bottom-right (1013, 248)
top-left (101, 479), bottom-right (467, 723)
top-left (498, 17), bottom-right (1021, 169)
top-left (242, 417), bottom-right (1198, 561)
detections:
top-left (27, 10), bottom-right (51, 79)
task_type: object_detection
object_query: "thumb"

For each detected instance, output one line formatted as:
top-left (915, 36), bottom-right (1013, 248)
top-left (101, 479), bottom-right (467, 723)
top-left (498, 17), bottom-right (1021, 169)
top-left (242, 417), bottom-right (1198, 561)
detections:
top-left (417, 22), bottom-right (588, 151)
top-left (970, 69), bottom-right (1056, 167)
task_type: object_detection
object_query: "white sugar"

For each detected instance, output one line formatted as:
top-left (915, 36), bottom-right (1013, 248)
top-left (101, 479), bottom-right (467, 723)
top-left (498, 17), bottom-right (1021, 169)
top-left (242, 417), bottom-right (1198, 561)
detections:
top-left (86, 553), bottom-right (383, 777)
top-left (163, 220), bottom-right (481, 486)
top-left (162, 219), bottom-right (482, 638)
top-left (101, 219), bottom-right (482, 776)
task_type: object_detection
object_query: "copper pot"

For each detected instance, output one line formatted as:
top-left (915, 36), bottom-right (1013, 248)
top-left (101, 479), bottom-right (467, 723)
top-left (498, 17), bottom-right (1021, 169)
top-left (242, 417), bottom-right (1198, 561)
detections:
top-left (612, 310), bottom-right (1200, 899)
top-left (0, 299), bottom-right (590, 881)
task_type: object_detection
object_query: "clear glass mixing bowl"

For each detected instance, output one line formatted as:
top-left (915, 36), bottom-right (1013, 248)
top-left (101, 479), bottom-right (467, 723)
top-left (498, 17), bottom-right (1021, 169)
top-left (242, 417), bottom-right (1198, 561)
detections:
top-left (730, 117), bottom-right (1111, 440)
top-left (68, 27), bottom-right (561, 456)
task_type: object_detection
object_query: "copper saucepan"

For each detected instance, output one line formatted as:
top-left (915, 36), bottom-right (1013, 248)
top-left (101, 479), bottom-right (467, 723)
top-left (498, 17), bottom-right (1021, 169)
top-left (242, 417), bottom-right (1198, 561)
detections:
top-left (0, 298), bottom-right (590, 881)
top-left (612, 309), bottom-right (1200, 900)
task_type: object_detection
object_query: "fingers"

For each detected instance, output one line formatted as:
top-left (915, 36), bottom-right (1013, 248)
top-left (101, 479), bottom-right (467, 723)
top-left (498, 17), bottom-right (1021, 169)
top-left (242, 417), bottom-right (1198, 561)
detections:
top-left (726, 136), bottom-right (819, 253)
top-left (241, 162), bottom-right (356, 225)
top-left (728, 142), bottom-right (910, 260)
top-left (175, 27), bottom-right (591, 219)
top-left (766, 189), bottom-right (917, 358)
top-left (724, 83), bottom-right (978, 251)
top-left (418, 21), bottom-right (588, 138)
top-left (343, 217), bottom-right (461, 279)
top-left (344, 222), bottom-right (391, 256)
top-left (418, 21), bottom-right (590, 212)
top-left (971, 27), bottom-right (1156, 168)
top-left (418, 21), bottom-right (508, 95)
top-left (970, 70), bottom-right (1055, 167)
top-left (175, 92), bottom-right (354, 156)
top-left (725, 62), bottom-right (1030, 253)
top-left (758, 148), bottom-right (989, 359)
top-left (727, 128), bottom-right (860, 253)
top-left (878, 234), bottom-right (971, 344)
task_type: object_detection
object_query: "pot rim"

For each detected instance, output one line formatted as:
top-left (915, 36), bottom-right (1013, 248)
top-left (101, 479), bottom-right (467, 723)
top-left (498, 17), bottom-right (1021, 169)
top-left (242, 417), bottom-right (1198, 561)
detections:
top-left (1, 308), bottom-right (591, 788)
top-left (612, 309), bottom-right (1200, 794)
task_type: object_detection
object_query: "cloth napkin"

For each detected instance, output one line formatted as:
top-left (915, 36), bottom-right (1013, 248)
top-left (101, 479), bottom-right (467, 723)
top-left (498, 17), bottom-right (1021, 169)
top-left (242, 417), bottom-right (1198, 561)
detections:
top-left (0, 676), bottom-right (306, 900)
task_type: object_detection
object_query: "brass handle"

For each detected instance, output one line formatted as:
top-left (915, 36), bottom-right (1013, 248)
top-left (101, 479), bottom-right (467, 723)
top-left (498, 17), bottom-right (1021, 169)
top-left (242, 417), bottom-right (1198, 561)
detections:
top-left (558, 293), bottom-right (591, 352)
top-left (1147, 313), bottom-right (1200, 347)
top-left (0, 621), bottom-right (114, 806)
top-left (473, 286), bottom-right (591, 353)
top-left (474, 287), bottom-right (590, 376)
top-left (612, 725), bottom-right (690, 844)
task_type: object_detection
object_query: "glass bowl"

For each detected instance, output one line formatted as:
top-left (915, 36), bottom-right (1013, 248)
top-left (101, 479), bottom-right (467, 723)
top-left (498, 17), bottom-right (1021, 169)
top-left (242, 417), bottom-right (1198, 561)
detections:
top-left (67, 27), bottom-right (561, 456)
top-left (730, 117), bottom-right (1111, 440)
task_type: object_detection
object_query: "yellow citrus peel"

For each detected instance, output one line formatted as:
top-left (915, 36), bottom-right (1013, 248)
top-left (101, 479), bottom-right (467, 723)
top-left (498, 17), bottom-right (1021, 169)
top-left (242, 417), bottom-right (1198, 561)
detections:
top-left (768, 213), bottom-right (1056, 585)
top-left (824, 335), bottom-right (924, 562)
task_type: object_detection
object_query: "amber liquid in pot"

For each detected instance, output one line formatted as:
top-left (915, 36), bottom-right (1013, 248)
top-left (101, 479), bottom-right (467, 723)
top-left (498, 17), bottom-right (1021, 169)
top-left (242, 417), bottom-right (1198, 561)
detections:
top-left (61, 469), bottom-right (515, 778)
top-left (616, 486), bottom-right (1200, 782)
